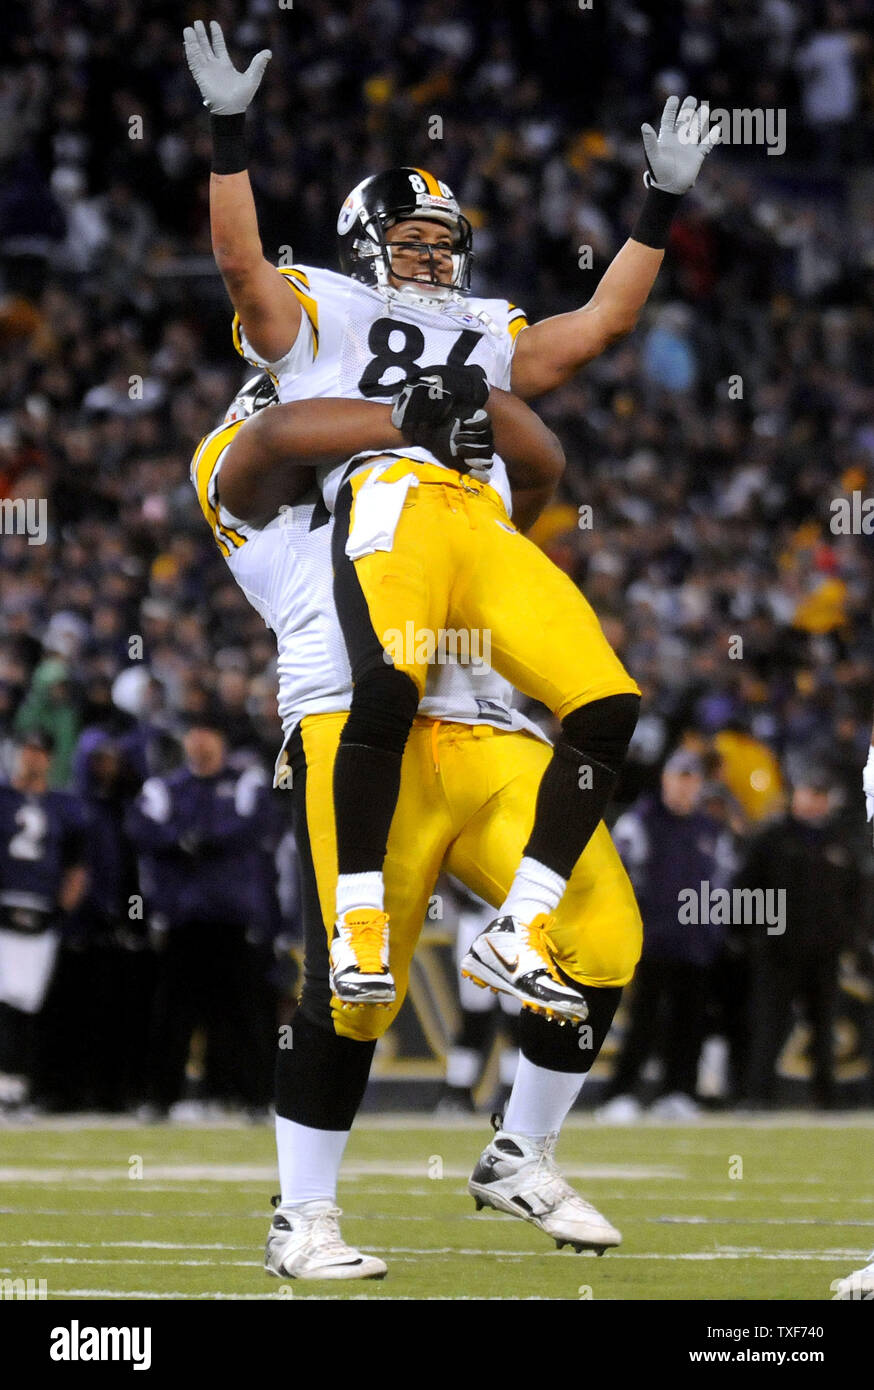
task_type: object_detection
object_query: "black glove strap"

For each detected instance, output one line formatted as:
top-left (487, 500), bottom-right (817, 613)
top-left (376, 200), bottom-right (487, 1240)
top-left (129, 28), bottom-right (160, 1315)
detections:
top-left (631, 185), bottom-right (681, 250)
top-left (210, 113), bottom-right (247, 174)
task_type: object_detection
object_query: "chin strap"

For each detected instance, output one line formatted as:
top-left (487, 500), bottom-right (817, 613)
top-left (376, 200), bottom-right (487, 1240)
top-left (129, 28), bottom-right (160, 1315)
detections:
top-left (381, 283), bottom-right (461, 313)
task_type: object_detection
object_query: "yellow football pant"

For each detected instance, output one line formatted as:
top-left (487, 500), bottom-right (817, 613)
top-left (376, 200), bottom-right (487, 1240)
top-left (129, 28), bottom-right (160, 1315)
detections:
top-left (295, 712), bottom-right (642, 1041)
top-left (341, 462), bottom-right (640, 714)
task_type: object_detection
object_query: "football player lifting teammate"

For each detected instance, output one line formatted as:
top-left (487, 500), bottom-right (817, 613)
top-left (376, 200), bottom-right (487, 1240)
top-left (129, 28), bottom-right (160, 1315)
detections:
top-left (185, 19), bottom-right (718, 1279)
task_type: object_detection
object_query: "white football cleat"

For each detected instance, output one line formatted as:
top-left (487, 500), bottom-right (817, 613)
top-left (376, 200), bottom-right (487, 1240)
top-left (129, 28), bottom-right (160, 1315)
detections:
top-left (461, 914), bottom-right (589, 1023)
top-left (469, 1119), bottom-right (621, 1254)
top-left (648, 1091), bottom-right (701, 1122)
top-left (832, 1254), bottom-right (874, 1300)
top-left (265, 1199), bottom-right (387, 1281)
top-left (595, 1093), bottom-right (643, 1125)
top-left (329, 910), bottom-right (395, 1005)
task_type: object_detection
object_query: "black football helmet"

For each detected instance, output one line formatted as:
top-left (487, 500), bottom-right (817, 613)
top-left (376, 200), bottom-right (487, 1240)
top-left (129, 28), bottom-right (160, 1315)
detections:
top-left (337, 167), bottom-right (473, 298)
top-left (223, 372), bottom-right (279, 425)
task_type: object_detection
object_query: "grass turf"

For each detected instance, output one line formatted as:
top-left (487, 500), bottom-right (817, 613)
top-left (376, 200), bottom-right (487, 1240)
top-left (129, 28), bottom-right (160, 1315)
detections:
top-left (0, 1115), bottom-right (872, 1301)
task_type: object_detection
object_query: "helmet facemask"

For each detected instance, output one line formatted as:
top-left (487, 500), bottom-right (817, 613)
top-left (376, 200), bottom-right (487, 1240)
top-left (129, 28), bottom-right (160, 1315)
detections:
top-left (378, 217), bottom-right (472, 302)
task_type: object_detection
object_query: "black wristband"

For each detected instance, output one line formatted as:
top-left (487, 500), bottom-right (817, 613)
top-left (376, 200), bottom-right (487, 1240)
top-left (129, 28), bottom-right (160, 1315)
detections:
top-left (631, 184), bottom-right (681, 250)
top-left (210, 113), bottom-right (247, 175)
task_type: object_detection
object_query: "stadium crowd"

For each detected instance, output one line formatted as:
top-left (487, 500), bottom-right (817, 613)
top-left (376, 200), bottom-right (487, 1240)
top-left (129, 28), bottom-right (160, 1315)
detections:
top-left (1, 0), bottom-right (874, 1113)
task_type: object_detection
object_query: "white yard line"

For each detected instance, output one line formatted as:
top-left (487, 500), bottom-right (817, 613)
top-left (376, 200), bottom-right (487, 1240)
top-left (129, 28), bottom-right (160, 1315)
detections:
top-left (653, 1215), bottom-right (874, 1226)
top-left (45, 1288), bottom-right (552, 1299)
top-left (47, 1289), bottom-right (284, 1299)
top-left (34, 1257), bottom-right (261, 1267)
top-left (0, 1161), bottom-right (686, 1183)
top-left (7, 1240), bottom-right (251, 1250)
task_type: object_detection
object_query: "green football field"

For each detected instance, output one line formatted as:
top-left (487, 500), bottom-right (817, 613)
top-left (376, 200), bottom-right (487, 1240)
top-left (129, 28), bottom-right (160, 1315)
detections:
top-left (1, 1114), bottom-right (872, 1301)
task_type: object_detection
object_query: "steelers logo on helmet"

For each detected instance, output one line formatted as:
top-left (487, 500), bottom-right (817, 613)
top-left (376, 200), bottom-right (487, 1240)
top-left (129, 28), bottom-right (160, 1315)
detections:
top-left (336, 190), bottom-right (360, 237)
top-left (336, 167), bottom-right (473, 304)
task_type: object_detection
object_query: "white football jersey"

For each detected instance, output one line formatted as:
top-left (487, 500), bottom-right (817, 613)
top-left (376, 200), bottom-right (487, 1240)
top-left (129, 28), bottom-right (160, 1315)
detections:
top-left (232, 264), bottom-right (528, 512)
top-left (190, 422), bottom-right (546, 748)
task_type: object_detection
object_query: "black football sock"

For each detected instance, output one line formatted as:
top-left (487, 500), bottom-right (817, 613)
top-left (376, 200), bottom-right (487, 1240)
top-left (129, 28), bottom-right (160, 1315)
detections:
top-left (333, 665), bottom-right (420, 877)
top-left (275, 1012), bottom-right (376, 1130)
top-left (518, 986), bottom-right (623, 1074)
top-left (524, 694), bottom-right (640, 880)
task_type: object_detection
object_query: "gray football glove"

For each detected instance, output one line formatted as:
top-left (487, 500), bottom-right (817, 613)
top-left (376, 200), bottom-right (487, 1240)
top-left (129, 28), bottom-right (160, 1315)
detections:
top-left (183, 19), bottom-right (271, 115)
top-left (392, 380), bottom-right (494, 473)
top-left (641, 96), bottom-right (720, 195)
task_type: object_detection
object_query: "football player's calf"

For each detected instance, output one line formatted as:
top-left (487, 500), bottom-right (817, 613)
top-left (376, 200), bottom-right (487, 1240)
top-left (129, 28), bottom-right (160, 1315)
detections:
top-left (265, 1197), bottom-right (387, 1281)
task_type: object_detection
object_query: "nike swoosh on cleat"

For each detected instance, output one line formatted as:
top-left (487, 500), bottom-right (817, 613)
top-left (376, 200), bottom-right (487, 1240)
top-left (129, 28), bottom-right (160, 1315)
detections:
top-left (486, 939), bottom-right (518, 972)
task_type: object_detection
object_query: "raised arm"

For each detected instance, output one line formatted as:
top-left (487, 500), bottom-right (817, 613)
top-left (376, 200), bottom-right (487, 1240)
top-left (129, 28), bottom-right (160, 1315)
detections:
top-left (184, 20), bottom-right (301, 363)
top-left (511, 96), bottom-right (719, 399)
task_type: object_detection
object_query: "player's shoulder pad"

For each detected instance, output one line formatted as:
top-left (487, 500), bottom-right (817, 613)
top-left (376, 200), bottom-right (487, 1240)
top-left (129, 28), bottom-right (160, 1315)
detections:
top-left (231, 261), bottom-right (325, 365)
top-left (466, 294), bottom-right (529, 343)
top-left (190, 419), bottom-right (236, 481)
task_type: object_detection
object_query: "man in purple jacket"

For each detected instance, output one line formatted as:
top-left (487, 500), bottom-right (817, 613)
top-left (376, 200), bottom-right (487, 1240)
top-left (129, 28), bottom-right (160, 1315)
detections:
top-left (125, 706), bottom-right (283, 1115)
top-left (600, 750), bottom-right (735, 1120)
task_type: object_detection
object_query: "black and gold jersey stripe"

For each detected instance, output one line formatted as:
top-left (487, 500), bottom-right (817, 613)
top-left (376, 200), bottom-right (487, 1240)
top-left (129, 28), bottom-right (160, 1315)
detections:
top-left (231, 265), bottom-right (319, 365)
top-left (507, 304), bottom-right (529, 342)
top-left (190, 421), bottom-right (248, 556)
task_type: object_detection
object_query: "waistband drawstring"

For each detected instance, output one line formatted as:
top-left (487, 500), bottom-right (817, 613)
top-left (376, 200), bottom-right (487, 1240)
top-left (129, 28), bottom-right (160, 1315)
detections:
top-left (431, 718), bottom-right (441, 772)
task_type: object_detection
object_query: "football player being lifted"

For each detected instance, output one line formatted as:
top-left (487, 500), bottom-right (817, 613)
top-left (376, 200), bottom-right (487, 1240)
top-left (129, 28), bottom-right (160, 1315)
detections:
top-left (185, 21), bottom-right (717, 1279)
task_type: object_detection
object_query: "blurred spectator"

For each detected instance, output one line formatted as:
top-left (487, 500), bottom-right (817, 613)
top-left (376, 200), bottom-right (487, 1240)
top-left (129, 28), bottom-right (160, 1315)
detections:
top-left (599, 749), bottom-right (735, 1120)
top-left (795, 4), bottom-right (867, 161)
top-left (39, 734), bottom-right (150, 1111)
top-left (0, 730), bottom-right (88, 1110)
top-left (740, 764), bottom-right (864, 1109)
top-left (125, 706), bottom-right (283, 1116)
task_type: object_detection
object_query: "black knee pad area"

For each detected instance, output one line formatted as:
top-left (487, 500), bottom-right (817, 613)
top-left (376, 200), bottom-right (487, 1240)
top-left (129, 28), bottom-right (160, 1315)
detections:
top-left (561, 694), bottom-right (640, 774)
top-left (275, 1011), bottom-right (377, 1130)
top-left (519, 986), bottom-right (622, 1073)
top-left (339, 663), bottom-right (420, 756)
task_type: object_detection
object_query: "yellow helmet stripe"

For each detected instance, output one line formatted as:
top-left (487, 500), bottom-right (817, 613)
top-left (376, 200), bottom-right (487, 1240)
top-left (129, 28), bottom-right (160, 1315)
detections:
top-left (411, 167), bottom-right (443, 197)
